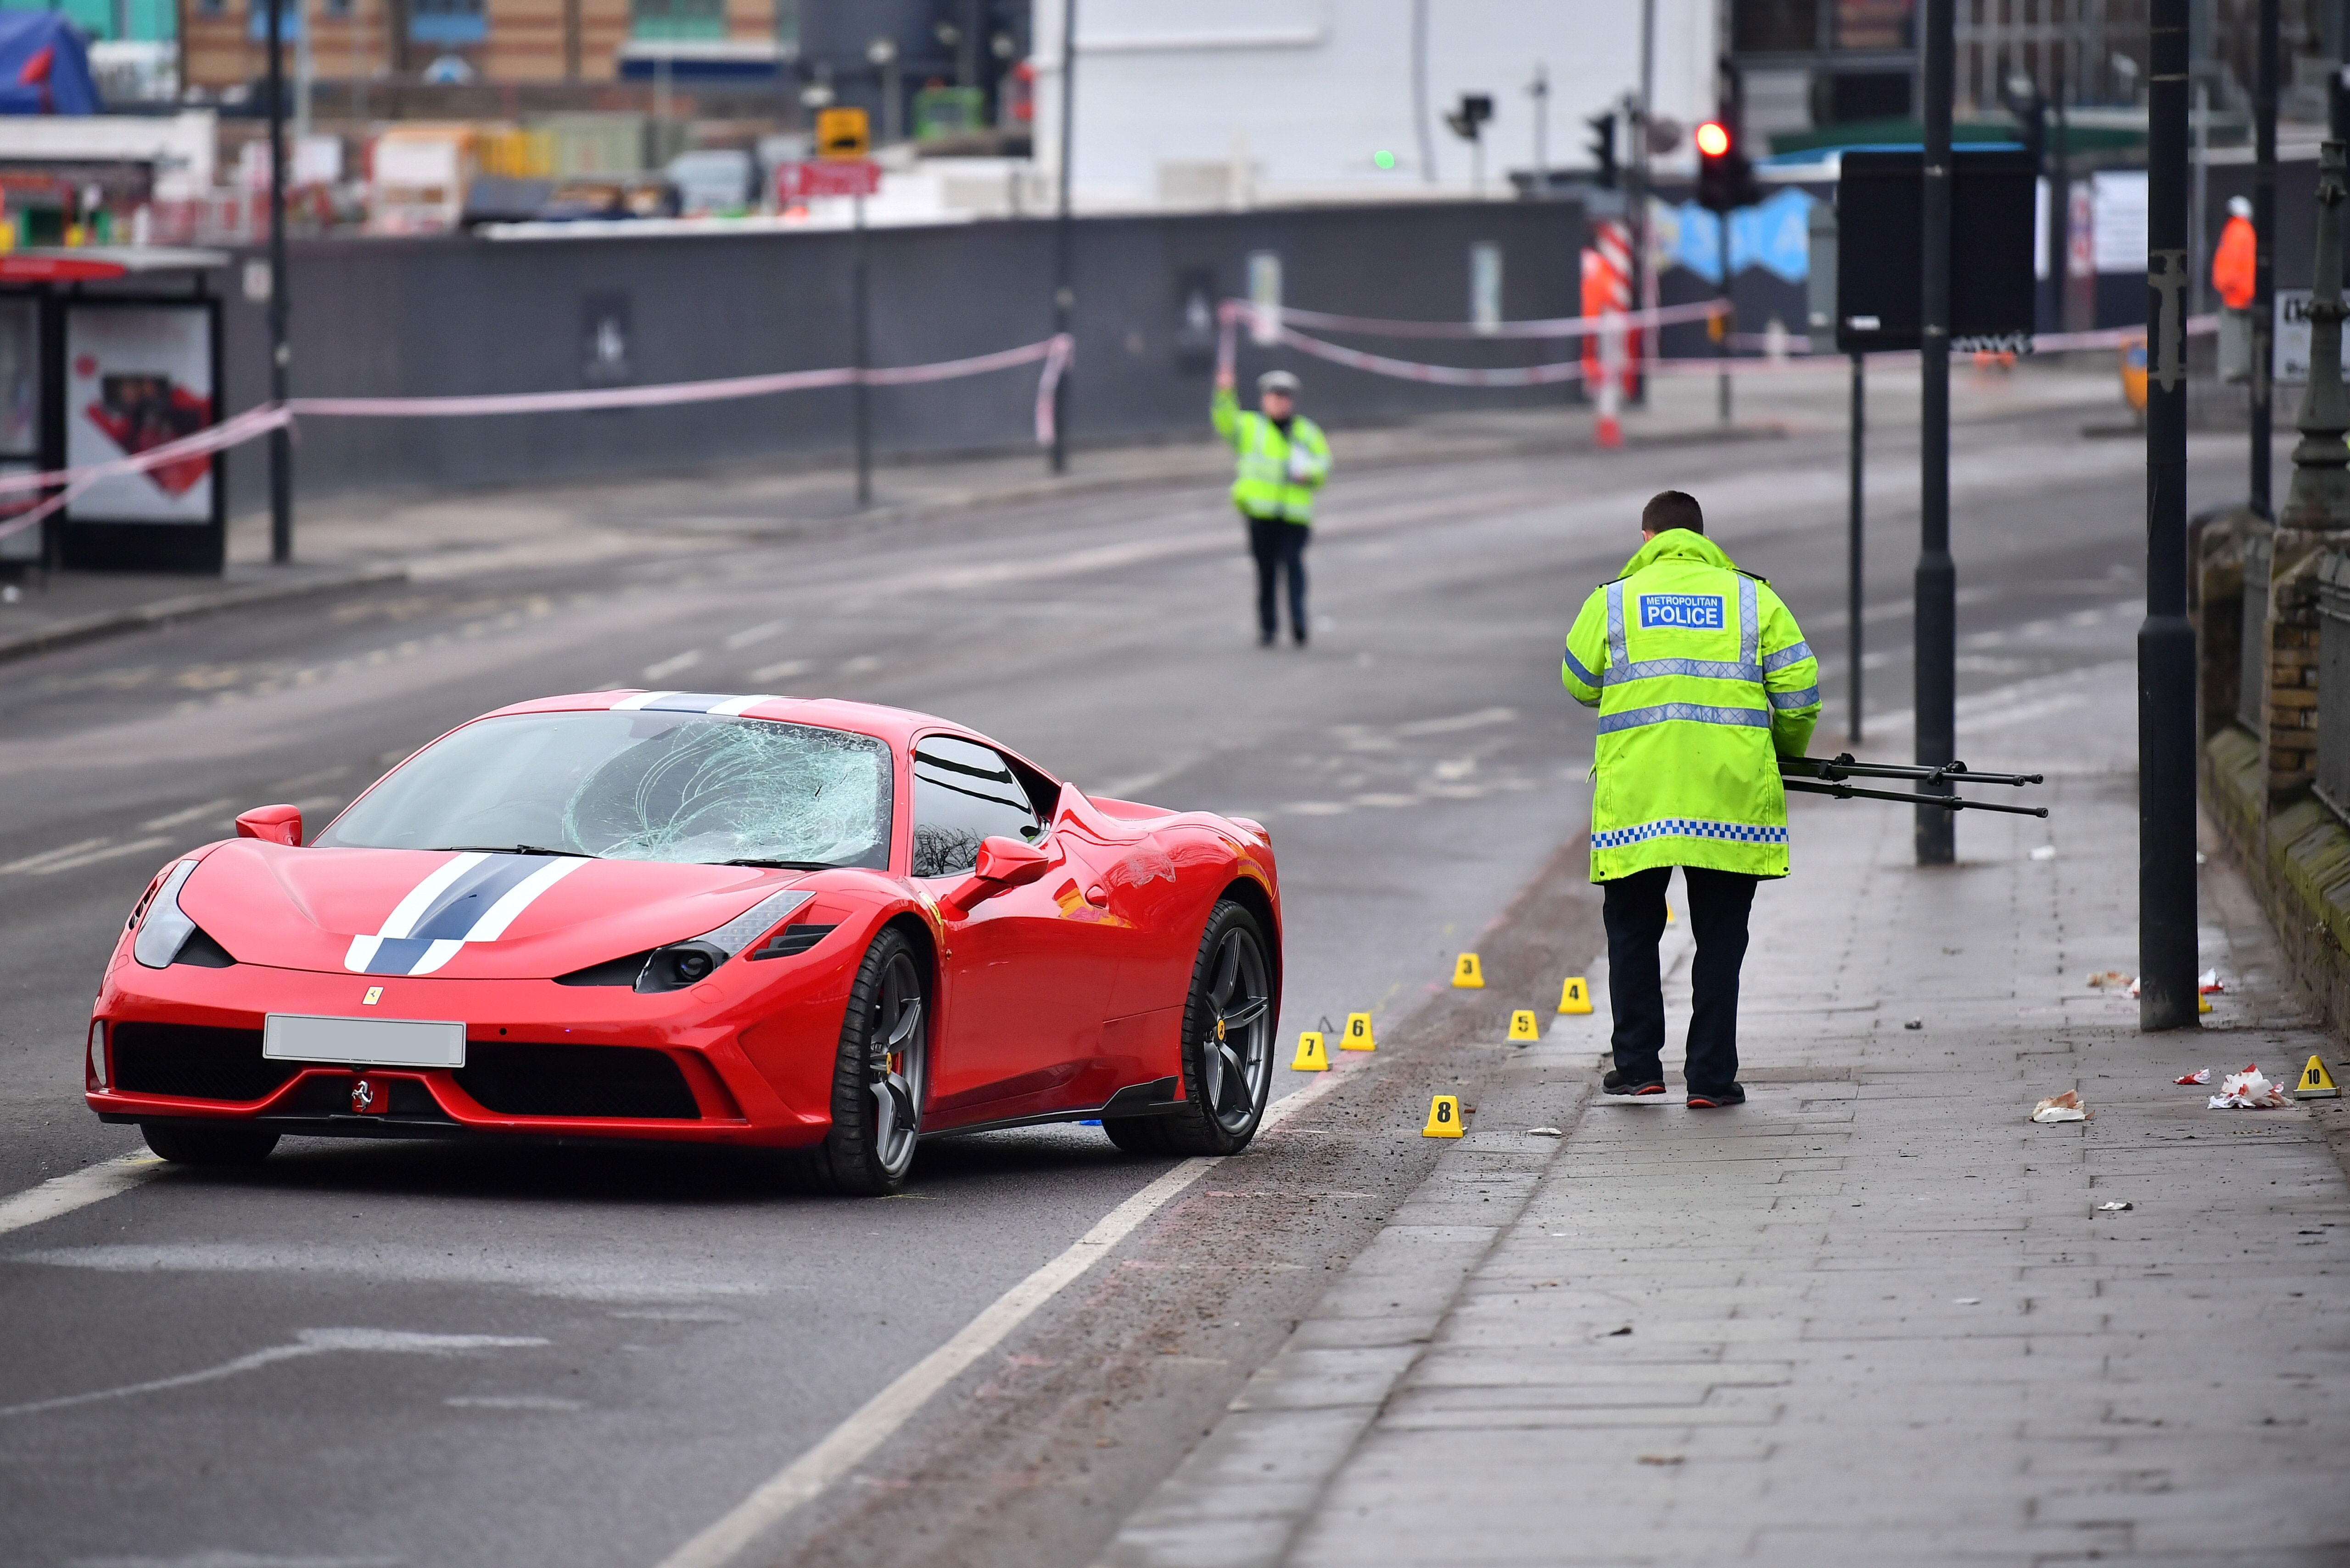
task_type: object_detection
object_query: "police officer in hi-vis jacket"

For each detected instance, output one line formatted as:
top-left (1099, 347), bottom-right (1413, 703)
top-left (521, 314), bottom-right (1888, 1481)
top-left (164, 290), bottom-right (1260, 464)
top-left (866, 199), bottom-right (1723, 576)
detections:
top-left (1562, 490), bottom-right (1822, 1108)
top-left (1212, 367), bottom-right (1331, 647)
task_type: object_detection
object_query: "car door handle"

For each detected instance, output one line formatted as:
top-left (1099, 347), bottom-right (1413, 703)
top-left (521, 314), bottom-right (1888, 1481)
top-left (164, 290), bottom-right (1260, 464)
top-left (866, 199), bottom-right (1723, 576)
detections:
top-left (1085, 885), bottom-right (1110, 907)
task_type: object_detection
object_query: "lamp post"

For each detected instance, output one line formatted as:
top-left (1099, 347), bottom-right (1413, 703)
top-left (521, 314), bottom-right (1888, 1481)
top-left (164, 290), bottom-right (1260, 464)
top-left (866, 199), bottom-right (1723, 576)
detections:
top-left (2138, 0), bottom-right (2199, 1030)
top-left (2251, 0), bottom-right (2278, 517)
top-left (266, 0), bottom-right (292, 566)
top-left (1913, 0), bottom-right (1956, 863)
top-left (1049, 0), bottom-right (1075, 475)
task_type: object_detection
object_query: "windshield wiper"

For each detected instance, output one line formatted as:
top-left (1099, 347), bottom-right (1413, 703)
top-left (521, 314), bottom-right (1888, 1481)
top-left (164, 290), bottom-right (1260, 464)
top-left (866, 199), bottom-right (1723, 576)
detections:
top-left (432, 844), bottom-right (594, 858)
top-left (714, 857), bottom-right (832, 870)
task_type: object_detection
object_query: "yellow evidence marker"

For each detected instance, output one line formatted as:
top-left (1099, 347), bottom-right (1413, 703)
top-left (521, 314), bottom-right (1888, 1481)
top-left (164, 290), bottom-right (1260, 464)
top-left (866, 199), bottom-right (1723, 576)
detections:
top-left (1421, 1094), bottom-right (1464, 1137)
top-left (1341, 1012), bottom-right (1376, 1052)
top-left (1557, 976), bottom-right (1593, 1014)
top-left (2199, 994), bottom-right (2214, 1014)
top-left (1291, 1031), bottom-right (1329, 1071)
top-left (1453, 952), bottom-right (1485, 988)
top-left (2295, 1055), bottom-right (2341, 1099)
top-left (1507, 1010), bottom-right (1541, 1042)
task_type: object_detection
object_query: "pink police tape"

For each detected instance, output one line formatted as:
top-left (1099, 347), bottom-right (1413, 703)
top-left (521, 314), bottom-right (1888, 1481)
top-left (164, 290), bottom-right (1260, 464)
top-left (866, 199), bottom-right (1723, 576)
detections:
top-left (0, 333), bottom-right (1074, 545)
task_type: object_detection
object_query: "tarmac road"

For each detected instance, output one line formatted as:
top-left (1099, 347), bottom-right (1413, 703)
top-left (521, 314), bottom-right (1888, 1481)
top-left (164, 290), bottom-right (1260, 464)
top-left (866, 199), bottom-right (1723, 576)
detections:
top-left (0, 384), bottom-right (2259, 1568)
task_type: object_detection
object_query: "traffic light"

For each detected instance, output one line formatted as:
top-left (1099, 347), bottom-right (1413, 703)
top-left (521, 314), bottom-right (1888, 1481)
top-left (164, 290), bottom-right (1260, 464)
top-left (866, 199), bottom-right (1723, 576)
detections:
top-left (1585, 111), bottom-right (1617, 188)
top-left (1695, 117), bottom-right (1757, 212)
top-left (1444, 93), bottom-right (1494, 144)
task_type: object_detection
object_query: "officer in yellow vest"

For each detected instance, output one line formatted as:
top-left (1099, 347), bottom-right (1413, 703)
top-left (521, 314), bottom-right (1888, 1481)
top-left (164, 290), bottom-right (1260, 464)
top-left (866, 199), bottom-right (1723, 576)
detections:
top-left (1562, 490), bottom-right (1821, 1107)
top-left (1212, 367), bottom-right (1330, 646)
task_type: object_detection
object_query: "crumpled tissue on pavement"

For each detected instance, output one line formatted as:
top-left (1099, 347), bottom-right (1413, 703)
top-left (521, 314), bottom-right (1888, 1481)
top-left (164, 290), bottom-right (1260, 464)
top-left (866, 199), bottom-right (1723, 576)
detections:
top-left (2030, 1091), bottom-right (2088, 1123)
top-left (2208, 1064), bottom-right (2291, 1110)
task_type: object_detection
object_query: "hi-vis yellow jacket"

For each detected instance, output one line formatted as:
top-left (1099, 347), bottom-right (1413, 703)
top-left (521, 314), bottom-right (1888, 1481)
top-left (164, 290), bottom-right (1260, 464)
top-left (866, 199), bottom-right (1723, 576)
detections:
top-left (1211, 386), bottom-right (1330, 523)
top-left (1563, 530), bottom-right (1821, 881)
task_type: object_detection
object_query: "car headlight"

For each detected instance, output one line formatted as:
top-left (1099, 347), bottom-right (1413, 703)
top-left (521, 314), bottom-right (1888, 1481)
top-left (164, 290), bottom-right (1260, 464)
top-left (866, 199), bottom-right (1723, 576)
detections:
top-left (635, 888), bottom-right (812, 995)
top-left (132, 860), bottom-right (201, 969)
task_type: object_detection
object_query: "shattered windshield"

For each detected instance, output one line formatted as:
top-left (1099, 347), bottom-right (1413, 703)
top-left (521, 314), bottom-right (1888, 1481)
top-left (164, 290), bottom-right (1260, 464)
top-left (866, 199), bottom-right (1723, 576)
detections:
top-left (316, 711), bottom-right (893, 869)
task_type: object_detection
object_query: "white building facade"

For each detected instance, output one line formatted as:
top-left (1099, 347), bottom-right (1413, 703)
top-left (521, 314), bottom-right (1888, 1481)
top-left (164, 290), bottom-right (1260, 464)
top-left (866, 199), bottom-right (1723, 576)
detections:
top-left (1030, 0), bottom-right (1721, 207)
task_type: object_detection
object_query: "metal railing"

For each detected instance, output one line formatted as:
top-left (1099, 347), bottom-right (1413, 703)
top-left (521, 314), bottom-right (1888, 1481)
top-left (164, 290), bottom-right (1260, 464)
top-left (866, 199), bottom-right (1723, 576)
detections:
top-left (2318, 548), bottom-right (2350, 826)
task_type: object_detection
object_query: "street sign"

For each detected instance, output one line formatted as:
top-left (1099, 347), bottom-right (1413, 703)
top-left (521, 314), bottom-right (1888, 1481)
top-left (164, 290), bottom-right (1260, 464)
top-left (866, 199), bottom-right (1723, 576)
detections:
top-left (2273, 289), bottom-right (2348, 385)
top-left (816, 106), bottom-right (870, 160)
top-left (775, 160), bottom-right (881, 202)
top-left (1835, 148), bottom-right (2038, 354)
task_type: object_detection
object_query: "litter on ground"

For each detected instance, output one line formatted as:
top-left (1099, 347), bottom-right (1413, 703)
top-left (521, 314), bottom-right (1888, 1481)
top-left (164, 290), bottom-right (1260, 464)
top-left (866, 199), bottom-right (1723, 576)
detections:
top-left (2174, 1068), bottom-right (2212, 1085)
top-left (1904, 1018), bottom-right (1923, 1030)
top-left (1527, 1126), bottom-right (1564, 1137)
top-left (2085, 970), bottom-right (2133, 991)
top-left (2198, 968), bottom-right (2224, 994)
top-left (2029, 845), bottom-right (2057, 861)
top-left (2098, 1200), bottom-right (2134, 1212)
top-left (2031, 1091), bottom-right (2089, 1123)
top-left (2210, 1064), bottom-right (2292, 1109)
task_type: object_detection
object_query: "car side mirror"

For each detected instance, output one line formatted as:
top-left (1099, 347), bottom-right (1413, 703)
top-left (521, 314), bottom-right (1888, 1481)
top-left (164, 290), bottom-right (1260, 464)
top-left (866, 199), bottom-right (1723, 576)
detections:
top-left (234, 803), bottom-right (302, 846)
top-left (973, 835), bottom-right (1049, 887)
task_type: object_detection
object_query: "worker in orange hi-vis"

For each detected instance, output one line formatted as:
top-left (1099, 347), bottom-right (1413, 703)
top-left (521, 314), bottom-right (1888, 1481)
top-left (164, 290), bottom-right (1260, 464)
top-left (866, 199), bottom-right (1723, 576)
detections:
top-left (2212, 195), bottom-right (2255, 312)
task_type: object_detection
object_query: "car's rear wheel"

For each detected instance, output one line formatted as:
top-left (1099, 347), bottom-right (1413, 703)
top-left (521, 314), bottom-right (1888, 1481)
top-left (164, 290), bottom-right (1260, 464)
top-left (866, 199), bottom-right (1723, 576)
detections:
top-left (140, 1122), bottom-right (280, 1165)
top-left (1104, 899), bottom-right (1274, 1157)
top-left (797, 925), bottom-right (928, 1196)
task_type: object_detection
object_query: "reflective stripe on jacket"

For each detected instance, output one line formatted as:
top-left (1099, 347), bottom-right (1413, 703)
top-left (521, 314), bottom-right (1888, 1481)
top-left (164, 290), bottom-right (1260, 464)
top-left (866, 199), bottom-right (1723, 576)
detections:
top-left (1212, 386), bottom-right (1330, 523)
top-left (1562, 530), bottom-right (1822, 881)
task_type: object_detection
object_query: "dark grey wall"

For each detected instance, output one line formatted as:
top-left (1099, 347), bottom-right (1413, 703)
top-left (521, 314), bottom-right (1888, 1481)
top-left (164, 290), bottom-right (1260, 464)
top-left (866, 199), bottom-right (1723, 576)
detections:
top-left (218, 199), bottom-right (1587, 508)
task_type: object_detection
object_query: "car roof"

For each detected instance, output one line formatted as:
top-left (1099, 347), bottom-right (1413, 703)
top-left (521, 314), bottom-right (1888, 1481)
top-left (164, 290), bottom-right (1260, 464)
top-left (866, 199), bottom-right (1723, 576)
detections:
top-left (481, 691), bottom-right (977, 751)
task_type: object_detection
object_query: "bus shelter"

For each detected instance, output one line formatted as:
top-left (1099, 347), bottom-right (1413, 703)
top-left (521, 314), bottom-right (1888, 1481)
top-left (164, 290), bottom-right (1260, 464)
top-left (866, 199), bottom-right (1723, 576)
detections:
top-left (0, 246), bottom-right (230, 577)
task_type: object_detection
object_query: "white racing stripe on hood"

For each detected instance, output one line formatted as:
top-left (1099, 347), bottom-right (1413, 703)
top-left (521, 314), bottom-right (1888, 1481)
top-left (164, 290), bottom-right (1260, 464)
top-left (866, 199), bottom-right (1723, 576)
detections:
top-left (466, 855), bottom-right (590, 941)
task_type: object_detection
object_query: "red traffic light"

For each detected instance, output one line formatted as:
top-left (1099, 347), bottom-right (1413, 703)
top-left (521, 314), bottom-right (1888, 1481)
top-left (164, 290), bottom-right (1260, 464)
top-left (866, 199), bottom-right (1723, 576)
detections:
top-left (1695, 121), bottom-right (1731, 158)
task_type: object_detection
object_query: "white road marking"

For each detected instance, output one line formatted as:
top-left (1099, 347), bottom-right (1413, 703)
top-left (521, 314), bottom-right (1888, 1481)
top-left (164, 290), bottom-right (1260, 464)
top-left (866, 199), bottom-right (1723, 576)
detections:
top-left (1392, 706), bottom-right (1516, 738)
top-left (71, 1552), bottom-right (404, 1567)
top-left (0, 1328), bottom-right (548, 1419)
top-left (723, 620), bottom-right (787, 650)
top-left (652, 1068), bottom-right (1350, 1568)
top-left (17, 1240), bottom-right (771, 1301)
top-left (643, 650), bottom-right (703, 681)
top-left (3, 836), bottom-right (171, 878)
top-left (0, 1154), bottom-right (163, 1239)
top-left (445, 1394), bottom-right (586, 1411)
top-left (749, 659), bottom-right (812, 683)
top-left (140, 798), bottom-right (235, 831)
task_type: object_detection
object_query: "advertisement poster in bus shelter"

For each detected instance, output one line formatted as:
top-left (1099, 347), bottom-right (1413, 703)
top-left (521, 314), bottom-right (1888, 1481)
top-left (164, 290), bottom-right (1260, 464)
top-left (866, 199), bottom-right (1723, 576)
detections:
top-left (63, 301), bottom-right (215, 525)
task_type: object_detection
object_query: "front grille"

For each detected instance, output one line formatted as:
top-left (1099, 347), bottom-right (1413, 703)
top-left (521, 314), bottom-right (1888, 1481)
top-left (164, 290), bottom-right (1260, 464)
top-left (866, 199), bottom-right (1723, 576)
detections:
top-left (453, 1042), bottom-right (699, 1120)
top-left (110, 1023), bottom-right (297, 1103)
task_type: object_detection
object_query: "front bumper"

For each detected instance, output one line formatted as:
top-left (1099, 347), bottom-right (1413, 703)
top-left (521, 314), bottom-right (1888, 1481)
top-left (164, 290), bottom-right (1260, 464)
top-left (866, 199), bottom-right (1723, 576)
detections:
top-left (86, 956), bottom-right (853, 1149)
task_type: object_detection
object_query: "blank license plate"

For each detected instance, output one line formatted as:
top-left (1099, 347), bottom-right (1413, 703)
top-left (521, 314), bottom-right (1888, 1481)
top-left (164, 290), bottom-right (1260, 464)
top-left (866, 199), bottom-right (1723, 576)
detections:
top-left (263, 1014), bottom-right (466, 1069)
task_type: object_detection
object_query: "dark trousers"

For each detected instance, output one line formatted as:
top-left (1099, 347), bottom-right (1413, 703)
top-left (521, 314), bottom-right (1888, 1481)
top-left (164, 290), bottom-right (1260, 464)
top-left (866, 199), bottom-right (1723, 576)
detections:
top-left (1601, 865), bottom-right (1760, 1094)
top-left (1246, 514), bottom-right (1310, 642)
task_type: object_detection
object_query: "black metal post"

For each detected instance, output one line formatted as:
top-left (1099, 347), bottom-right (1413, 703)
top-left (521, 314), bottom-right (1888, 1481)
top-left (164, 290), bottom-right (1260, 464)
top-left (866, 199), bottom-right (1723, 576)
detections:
top-left (1849, 351), bottom-right (1865, 744)
top-left (266, 0), bottom-right (291, 565)
top-left (1914, 0), bottom-right (1956, 862)
top-left (2251, 0), bottom-right (2278, 516)
top-left (852, 192), bottom-right (870, 508)
top-left (1716, 210), bottom-right (1732, 425)
top-left (2139, 0), bottom-right (2199, 1031)
top-left (1048, 0), bottom-right (1075, 475)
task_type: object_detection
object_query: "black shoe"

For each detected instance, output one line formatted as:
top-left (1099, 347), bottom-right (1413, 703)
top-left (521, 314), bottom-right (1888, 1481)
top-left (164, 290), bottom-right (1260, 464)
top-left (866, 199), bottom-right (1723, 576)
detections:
top-left (1259, 631), bottom-right (1276, 648)
top-left (1603, 1068), bottom-right (1666, 1097)
top-left (1686, 1083), bottom-right (1746, 1108)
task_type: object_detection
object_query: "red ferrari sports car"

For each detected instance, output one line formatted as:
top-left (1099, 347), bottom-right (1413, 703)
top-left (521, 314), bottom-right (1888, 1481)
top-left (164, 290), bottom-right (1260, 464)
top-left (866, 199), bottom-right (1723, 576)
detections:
top-left (84, 691), bottom-right (1282, 1194)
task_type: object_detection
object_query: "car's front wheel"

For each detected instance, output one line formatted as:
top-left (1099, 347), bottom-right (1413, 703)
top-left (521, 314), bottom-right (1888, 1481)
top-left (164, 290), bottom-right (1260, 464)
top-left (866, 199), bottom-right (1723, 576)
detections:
top-left (140, 1122), bottom-right (280, 1165)
top-left (797, 925), bottom-right (929, 1196)
top-left (1104, 899), bottom-right (1274, 1157)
